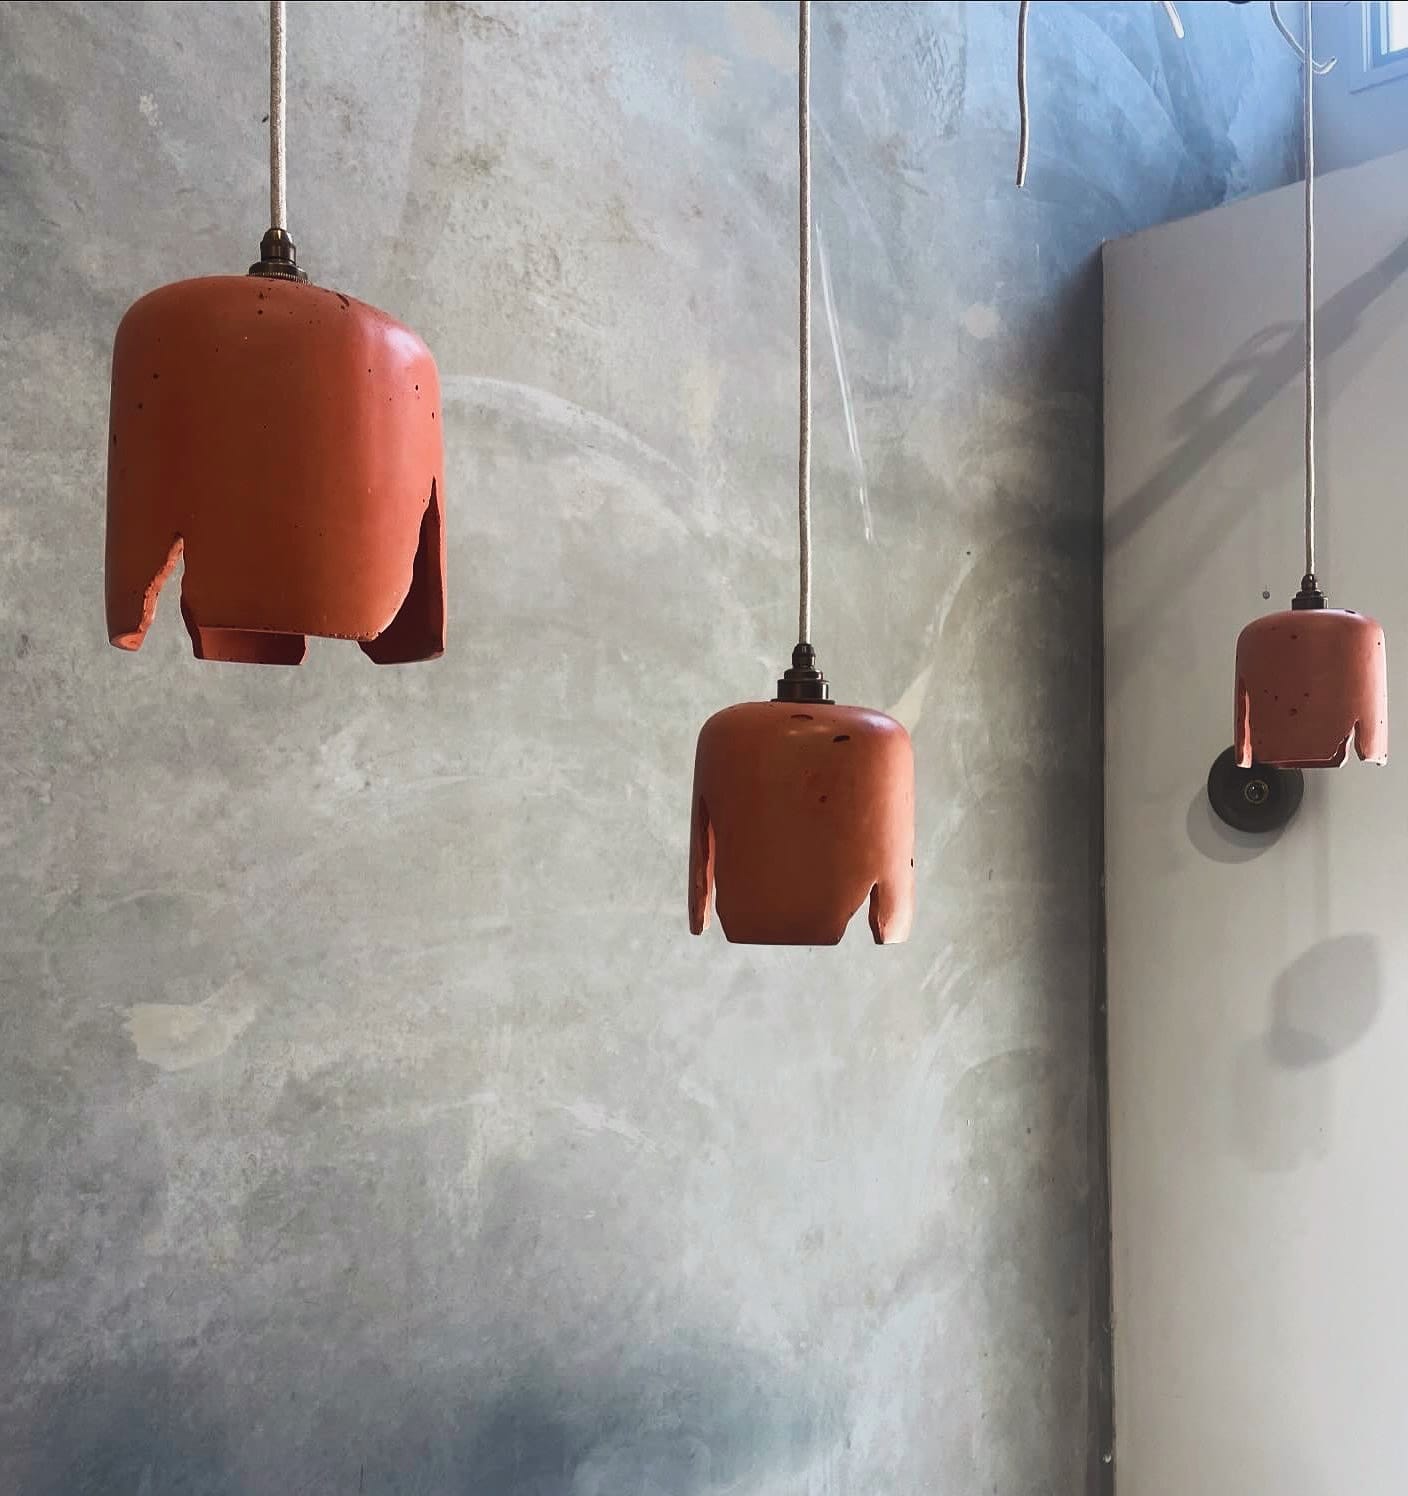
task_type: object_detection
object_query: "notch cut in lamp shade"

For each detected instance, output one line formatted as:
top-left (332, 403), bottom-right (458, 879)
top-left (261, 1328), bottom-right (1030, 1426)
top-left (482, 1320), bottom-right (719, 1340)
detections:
top-left (106, 274), bottom-right (445, 665)
top-left (689, 700), bottom-right (915, 946)
top-left (1235, 602), bottom-right (1387, 769)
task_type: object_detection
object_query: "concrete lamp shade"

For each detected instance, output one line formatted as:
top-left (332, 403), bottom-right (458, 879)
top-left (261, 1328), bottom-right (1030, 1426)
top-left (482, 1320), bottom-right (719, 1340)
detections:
top-left (105, 274), bottom-right (445, 665)
top-left (689, 697), bottom-right (916, 946)
top-left (1235, 603), bottom-right (1387, 769)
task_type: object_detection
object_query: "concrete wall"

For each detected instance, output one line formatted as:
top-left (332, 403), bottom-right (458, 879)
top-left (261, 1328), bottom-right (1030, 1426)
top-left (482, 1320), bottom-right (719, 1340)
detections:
top-left (1104, 147), bottom-right (1408, 1494)
top-left (1, 3), bottom-right (1295, 1492)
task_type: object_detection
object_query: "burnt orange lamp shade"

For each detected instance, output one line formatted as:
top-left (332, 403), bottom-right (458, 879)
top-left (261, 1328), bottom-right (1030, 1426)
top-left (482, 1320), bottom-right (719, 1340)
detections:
top-left (1229, 6), bottom-right (1387, 774)
top-left (1235, 599), bottom-right (1387, 769)
top-left (689, 660), bottom-right (915, 946)
top-left (688, 2), bottom-right (915, 946)
top-left (105, 273), bottom-right (444, 666)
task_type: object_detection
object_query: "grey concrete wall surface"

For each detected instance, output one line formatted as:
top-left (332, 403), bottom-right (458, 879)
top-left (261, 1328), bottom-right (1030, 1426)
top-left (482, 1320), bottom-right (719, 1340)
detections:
top-left (0, 4), bottom-right (1295, 1493)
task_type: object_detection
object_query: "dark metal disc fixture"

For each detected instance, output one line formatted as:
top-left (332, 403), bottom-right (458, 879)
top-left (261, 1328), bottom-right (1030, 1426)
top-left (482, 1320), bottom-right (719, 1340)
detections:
top-left (1206, 747), bottom-right (1304, 835)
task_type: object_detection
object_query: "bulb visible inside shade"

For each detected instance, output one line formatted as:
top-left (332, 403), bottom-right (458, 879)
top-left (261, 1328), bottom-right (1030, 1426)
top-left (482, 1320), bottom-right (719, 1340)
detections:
top-left (689, 699), bottom-right (915, 946)
top-left (1235, 604), bottom-right (1387, 769)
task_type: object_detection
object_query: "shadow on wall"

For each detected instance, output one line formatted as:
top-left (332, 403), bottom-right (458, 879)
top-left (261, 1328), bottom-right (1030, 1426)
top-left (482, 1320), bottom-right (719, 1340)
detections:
top-left (13, 1360), bottom-right (232, 1496)
top-left (16, 1346), bottom-right (829, 1496)
top-left (1229, 933), bottom-right (1381, 1171)
top-left (1185, 783), bottom-right (1286, 864)
top-left (8, 1147), bottom-right (842, 1496)
top-left (1264, 933), bottom-right (1381, 1068)
top-left (1106, 232), bottom-right (1408, 693)
top-left (1197, 1425), bottom-right (1333, 1496)
top-left (440, 1348), bottom-right (827, 1496)
top-left (1108, 232), bottom-right (1408, 554)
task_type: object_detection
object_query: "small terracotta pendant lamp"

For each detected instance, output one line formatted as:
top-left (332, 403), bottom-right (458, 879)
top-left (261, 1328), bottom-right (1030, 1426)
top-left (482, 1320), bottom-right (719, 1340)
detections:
top-left (1234, 2), bottom-right (1386, 769)
top-left (688, 1), bottom-right (915, 947)
top-left (105, 1), bottom-right (444, 666)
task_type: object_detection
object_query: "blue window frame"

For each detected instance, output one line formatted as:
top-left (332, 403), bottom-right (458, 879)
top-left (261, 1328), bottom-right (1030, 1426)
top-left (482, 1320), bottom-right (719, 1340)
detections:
top-left (1369, 0), bottom-right (1408, 62)
top-left (1353, 0), bottom-right (1408, 90)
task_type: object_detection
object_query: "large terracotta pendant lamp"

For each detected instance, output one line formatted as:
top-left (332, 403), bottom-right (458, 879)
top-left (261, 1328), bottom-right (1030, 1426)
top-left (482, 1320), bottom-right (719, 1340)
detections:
top-left (105, 1), bottom-right (444, 666)
top-left (688, 1), bottom-right (915, 947)
top-left (1233, 1), bottom-right (1386, 769)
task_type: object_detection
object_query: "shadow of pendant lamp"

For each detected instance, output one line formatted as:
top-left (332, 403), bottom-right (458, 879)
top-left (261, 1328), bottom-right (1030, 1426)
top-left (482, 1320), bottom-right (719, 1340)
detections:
top-left (105, 0), bottom-right (444, 665)
top-left (1234, 1), bottom-right (1385, 768)
top-left (688, 0), bottom-right (915, 947)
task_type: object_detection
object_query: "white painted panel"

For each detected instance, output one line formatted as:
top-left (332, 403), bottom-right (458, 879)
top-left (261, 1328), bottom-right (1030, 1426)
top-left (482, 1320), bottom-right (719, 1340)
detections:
top-left (1104, 147), bottom-right (1408, 1496)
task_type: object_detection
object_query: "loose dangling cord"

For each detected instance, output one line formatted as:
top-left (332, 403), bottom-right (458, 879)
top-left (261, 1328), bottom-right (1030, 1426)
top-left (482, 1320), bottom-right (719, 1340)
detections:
top-left (1301, 0), bottom-right (1316, 580)
top-left (270, 0), bottom-right (288, 234)
top-left (797, 0), bottom-right (813, 648)
top-left (1016, 0), bottom-right (1030, 188)
top-left (1269, 0), bottom-right (1338, 75)
top-left (1016, 1), bottom-right (1183, 189)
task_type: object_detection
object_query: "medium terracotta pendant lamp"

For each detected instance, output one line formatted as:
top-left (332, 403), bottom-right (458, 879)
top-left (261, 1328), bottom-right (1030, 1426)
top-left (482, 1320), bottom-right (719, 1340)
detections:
top-left (1233, 1), bottom-right (1386, 769)
top-left (105, 1), bottom-right (445, 666)
top-left (688, 1), bottom-right (915, 947)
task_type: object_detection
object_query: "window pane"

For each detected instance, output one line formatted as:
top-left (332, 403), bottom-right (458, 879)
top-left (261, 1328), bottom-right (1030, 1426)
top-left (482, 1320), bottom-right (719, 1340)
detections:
top-left (1388, 0), bottom-right (1408, 54)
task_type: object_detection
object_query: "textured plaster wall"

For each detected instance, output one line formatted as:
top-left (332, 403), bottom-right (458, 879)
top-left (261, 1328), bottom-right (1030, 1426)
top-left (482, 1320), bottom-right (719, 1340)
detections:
top-left (0, 4), bottom-right (1294, 1493)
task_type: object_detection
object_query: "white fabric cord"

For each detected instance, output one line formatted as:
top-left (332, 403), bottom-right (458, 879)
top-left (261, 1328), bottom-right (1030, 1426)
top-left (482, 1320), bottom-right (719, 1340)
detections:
top-left (270, 0), bottom-right (287, 232)
top-left (1268, 0), bottom-right (1336, 576)
top-left (1302, 0), bottom-right (1316, 576)
top-left (797, 0), bottom-right (812, 647)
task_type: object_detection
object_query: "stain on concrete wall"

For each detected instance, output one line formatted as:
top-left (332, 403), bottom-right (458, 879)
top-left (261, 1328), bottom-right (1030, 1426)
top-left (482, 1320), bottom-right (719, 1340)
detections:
top-left (0, 2), bottom-right (1296, 1491)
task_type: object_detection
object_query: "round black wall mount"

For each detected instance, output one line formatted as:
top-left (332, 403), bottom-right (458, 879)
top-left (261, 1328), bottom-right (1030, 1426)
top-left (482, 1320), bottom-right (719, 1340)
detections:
top-left (1206, 747), bottom-right (1304, 835)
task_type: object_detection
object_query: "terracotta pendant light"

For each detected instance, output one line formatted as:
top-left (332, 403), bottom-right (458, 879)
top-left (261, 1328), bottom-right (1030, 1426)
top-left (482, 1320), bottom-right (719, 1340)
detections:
top-left (688, 1), bottom-right (915, 947)
top-left (1233, 2), bottom-right (1386, 769)
top-left (105, 1), bottom-right (445, 666)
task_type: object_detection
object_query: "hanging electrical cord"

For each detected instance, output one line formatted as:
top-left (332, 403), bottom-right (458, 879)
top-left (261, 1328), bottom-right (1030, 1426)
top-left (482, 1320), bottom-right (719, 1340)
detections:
top-left (798, 0), bottom-right (813, 649)
top-left (772, 0), bottom-right (828, 701)
top-left (1267, 0), bottom-right (1337, 589)
top-left (250, 0), bottom-right (305, 280)
top-left (1016, 1), bottom-right (1184, 188)
top-left (270, 0), bottom-right (287, 233)
top-left (1299, 0), bottom-right (1317, 583)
